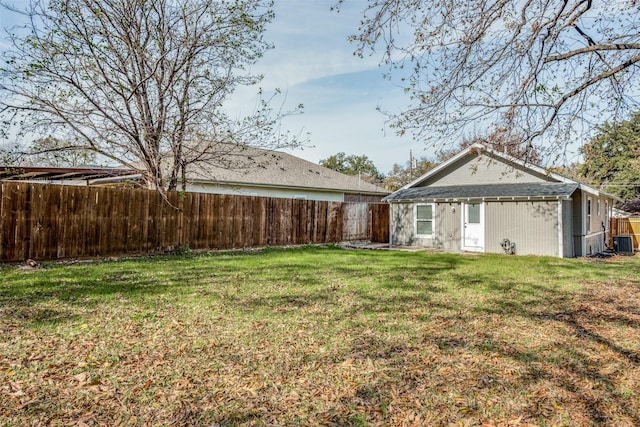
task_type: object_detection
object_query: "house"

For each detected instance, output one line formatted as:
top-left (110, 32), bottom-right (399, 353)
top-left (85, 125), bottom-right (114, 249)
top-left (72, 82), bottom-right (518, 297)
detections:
top-left (0, 146), bottom-right (389, 202)
top-left (383, 144), bottom-right (621, 258)
top-left (172, 146), bottom-right (389, 202)
top-left (0, 166), bottom-right (134, 186)
top-left (614, 199), bottom-right (640, 217)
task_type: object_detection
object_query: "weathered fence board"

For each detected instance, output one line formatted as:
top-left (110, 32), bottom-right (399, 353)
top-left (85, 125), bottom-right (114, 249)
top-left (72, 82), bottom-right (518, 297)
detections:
top-left (0, 182), bottom-right (390, 262)
top-left (370, 203), bottom-right (391, 243)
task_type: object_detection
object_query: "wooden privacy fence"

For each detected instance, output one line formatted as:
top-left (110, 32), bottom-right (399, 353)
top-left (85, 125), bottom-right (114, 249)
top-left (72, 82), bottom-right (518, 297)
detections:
top-left (0, 182), bottom-right (389, 262)
top-left (610, 217), bottom-right (640, 250)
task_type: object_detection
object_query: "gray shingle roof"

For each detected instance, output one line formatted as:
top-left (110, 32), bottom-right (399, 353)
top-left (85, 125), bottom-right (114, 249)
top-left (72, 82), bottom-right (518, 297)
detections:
top-left (384, 182), bottom-right (579, 201)
top-left (185, 146), bottom-right (389, 195)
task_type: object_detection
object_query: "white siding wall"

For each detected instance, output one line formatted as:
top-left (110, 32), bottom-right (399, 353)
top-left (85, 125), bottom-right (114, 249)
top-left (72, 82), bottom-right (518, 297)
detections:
top-left (393, 200), bottom-right (561, 256)
top-left (485, 200), bottom-right (560, 256)
top-left (389, 202), bottom-right (461, 251)
top-left (390, 192), bottom-right (617, 258)
top-left (437, 202), bottom-right (462, 252)
top-left (583, 193), bottom-right (611, 255)
top-left (186, 182), bottom-right (344, 202)
top-left (562, 199), bottom-right (575, 257)
top-left (389, 203), bottom-right (415, 246)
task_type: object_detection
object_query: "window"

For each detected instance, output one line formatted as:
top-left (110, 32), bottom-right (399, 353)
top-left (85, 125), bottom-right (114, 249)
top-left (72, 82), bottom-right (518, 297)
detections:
top-left (586, 198), bottom-right (592, 233)
top-left (415, 204), bottom-right (435, 237)
top-left (605, 201), bottom-right (609, 229)
top-left (467, 203), bottom-right (481, 224)
top-left (597, 200), bottom-right (601, 216)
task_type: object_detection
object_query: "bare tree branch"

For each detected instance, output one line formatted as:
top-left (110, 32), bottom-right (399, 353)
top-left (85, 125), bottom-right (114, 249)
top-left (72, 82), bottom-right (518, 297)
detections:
top-left (545, 44), bottom-right (640, 62)
top-left (1, 0), bottom-right (303, 193)
top-left (344, 0), bottom-right (640, 161)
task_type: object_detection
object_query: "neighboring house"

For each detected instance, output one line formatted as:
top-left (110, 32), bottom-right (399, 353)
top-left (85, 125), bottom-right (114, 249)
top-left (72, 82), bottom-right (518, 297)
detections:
top-left (384, 144), bottom-right (621, 258)
top-left (175, 146), bottom-right (389, 202)
top-left (614, 199), bottom-right (640, 217)
top-left (610, 200), bottom-right (640, 253)
top-left (0, 166), bottom-right (134, 186)
top-left (0, 146), bottom-right (389, 202)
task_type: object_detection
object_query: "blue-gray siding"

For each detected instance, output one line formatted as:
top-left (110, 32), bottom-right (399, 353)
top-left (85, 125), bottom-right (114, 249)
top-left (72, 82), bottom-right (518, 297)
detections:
top-left (391, 200), bottom-right (563, 256)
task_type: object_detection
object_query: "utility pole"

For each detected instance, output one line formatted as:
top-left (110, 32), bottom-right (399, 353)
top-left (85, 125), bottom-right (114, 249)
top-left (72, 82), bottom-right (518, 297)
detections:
top-left (409, 149), bottom-right (414, 180)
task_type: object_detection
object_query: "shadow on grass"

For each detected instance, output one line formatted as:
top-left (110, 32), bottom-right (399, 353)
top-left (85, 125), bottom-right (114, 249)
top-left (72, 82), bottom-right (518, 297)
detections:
top-left (537, 311), bottom-right (640, 365)
top-left (0, 254), bottom-right (246, 327)
top-left (323, 253), bottom-right (640, 425)
top-left (2, 248), bottom-right (640, 425)
top-left (508, 326), bottom-right (638, 425)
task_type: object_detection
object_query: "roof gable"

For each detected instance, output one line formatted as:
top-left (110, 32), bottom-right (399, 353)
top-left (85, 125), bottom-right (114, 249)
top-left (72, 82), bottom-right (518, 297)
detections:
top-left (392, 144), bottom-right (621, 202)
top-left (405, 144), bottom-right (565, 189)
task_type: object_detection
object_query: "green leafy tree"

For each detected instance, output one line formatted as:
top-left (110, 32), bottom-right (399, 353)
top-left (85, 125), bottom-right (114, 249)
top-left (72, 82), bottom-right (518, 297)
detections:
top-left (579, 112), bottom-right (640, 201)
top-left (319, 152), bottom-right (384, 183)
top-left (342, 0), bottom-right (640, 156)
top-left (547, 163), bottom-right (584, 182)
top-left (1, 0), bottom-right (301, 192)
top-left (383, 157), bottom-right (435, 191)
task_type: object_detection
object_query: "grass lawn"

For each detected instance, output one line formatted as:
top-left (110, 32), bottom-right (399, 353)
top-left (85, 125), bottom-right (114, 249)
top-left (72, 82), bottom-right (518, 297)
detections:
top-left (1, 246), bottom-right (639, 426)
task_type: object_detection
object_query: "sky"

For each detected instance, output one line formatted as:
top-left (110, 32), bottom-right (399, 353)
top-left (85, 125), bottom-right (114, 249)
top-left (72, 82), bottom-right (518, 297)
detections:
top-left (228, 0), bottom-right (424, 174)
top-left (0, 0), bottom-right (429, 174)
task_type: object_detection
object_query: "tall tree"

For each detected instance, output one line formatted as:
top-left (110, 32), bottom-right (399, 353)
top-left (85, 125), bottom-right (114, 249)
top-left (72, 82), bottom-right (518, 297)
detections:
top-left (342, 0), bottom-right (640, 157)
top-left (383, 156), bottom-right (435, 191)
top-left (547, 163), bottom-right (584, 182)
top-left (436, 132), bottom-right (543, 165)
top-left (579, 112), bottom-right (640, 201)
top-left (319, 152), bottom-right (384, 182)
top-left (1, 0), bottom-right (301, 192)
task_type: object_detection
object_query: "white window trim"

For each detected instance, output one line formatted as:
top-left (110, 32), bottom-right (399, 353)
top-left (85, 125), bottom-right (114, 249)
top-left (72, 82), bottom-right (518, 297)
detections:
top-left (558, 200), bottom-right (563, 257)
top-left (415, 203), bottom-right (435, 238)
top-left (586, 198), bottom-right (592, 234)
top-left (461, 202), bottom-right (485, 252)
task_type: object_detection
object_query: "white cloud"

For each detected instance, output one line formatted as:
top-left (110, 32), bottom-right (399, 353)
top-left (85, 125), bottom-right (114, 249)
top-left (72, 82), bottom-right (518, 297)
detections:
top-left (255, 1), bottom-right (379, 89)
top-left (1, 0), bottom-right (420, 172)
top-left (226, 1), bottom-right (421, 173)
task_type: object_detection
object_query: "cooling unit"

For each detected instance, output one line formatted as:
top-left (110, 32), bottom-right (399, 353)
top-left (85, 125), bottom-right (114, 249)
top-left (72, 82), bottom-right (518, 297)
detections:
top-left (613, 235), bottom-right (634, 253)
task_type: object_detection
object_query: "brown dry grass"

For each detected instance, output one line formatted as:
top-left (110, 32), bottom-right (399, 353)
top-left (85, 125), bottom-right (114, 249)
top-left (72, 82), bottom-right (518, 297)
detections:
top-left (1, 247), bottom-right (639, 426)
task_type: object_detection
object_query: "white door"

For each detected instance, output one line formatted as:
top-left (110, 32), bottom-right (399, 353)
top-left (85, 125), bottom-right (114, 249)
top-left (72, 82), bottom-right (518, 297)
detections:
top-left (462, 202), bottom-right (484, 251)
